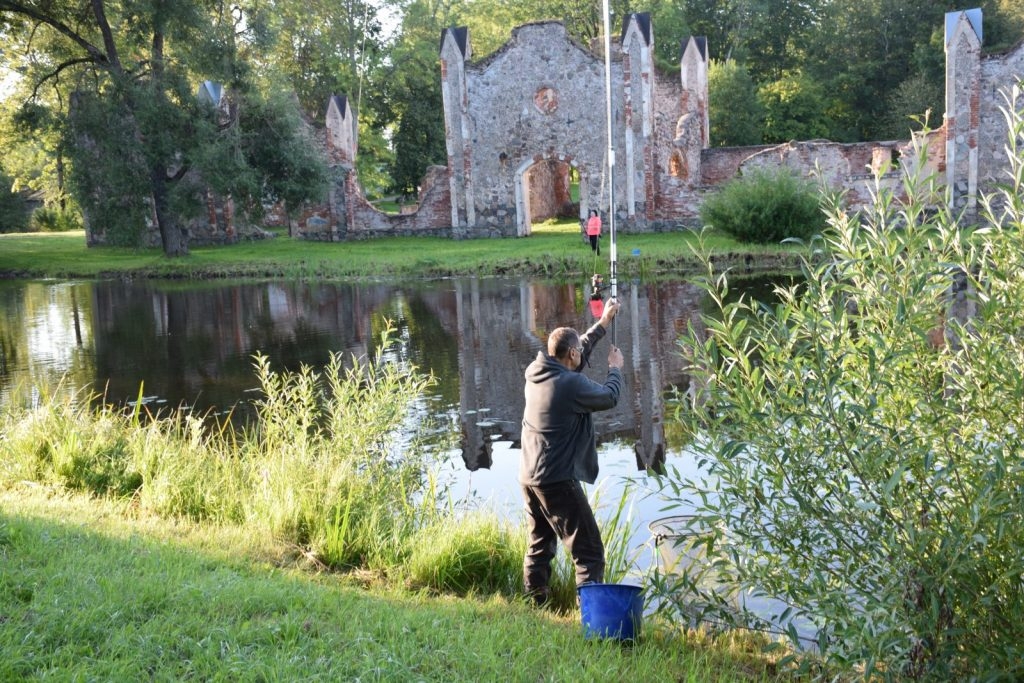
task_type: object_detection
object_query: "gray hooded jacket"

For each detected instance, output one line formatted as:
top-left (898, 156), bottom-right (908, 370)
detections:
top-left (519, 323), bottom-right (623, 486)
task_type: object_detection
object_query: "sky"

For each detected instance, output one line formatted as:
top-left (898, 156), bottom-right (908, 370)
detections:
top-left (0, 62), bottom-right (18, 99)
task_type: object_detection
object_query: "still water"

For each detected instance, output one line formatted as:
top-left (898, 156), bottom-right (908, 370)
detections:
top-left (0, 275), bottom-right (776, 561)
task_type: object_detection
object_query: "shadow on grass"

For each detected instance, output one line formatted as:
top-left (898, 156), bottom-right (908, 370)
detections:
top-left (0, 489), bottom-right (778, 682)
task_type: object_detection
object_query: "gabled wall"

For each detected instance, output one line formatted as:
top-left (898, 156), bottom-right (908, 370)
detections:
top-left (292, 7), bottom-right (1023, 241)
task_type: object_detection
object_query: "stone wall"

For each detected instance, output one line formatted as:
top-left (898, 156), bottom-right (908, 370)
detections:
top-left (976, 40), bottom-right (1024, 196)
top-left (442, 21), bottom-right (627, 236)
top-left (293, 8), bottom-right (1021, 242)
top-left (295, 164), bottom-right (455, 241)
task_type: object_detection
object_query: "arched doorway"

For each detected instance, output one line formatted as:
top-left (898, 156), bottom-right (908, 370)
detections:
top-left (514, 155), bottom-right (588, 236)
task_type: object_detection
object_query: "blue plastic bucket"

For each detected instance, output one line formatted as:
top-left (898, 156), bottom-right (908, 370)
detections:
top-left (578, 583), bottom-right (644, 641)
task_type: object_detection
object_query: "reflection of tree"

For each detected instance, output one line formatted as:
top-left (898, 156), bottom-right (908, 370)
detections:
top-left (401, 294), bottom-right (460, 405)
top-left (90, 281), bottom-right (382, 416)
top-left (0, 282), bottom-right (97, 404)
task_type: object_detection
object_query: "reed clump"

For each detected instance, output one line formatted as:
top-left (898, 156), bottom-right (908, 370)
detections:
top-left (1, 325), bottom-right (439, 574)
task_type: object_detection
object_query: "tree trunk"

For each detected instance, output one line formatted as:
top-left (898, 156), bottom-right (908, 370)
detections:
top-left (150, 165), bottom-right (188, 256)
top-left (56, 151), bottom-right (66, 211)
top-left (146, 26), bottom-right (188, 256)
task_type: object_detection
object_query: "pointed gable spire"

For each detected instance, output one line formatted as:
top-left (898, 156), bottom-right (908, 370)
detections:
top-left (680, 36), bottom-right (707, 62)
top-left (439, 26), bottom-right (470, 60)
top-left (197, 80), bottom-right (223, 107)
top-left (621, 12), bottom-right (651, 46)
top-left (326, 94), bottom-right (357, 164)
top-left (945, 8), bottom-right (983, 47)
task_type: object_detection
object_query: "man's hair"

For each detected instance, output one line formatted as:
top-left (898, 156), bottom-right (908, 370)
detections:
top-left (548, 327), bottom-right (579, 360)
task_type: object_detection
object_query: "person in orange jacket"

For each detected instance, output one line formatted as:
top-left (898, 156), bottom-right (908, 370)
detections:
top-left (585, 209), bottom-right (601, 255)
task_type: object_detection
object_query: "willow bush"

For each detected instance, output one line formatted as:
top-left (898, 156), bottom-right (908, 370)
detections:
top-left (657, 85), bottom-right (1024, 681)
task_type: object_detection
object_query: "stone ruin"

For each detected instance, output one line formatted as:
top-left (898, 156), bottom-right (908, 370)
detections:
top-left (86, 8), bottom-right (1024, 245)
top-left (290, 8), bottom-right (1022, 242)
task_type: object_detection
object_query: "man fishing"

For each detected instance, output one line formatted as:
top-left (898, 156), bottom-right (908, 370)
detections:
top-left (518, 298), bottom-right (623, 606)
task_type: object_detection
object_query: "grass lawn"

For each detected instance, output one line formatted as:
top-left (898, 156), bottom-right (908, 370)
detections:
top-left (0, 486), bottom-right (788, 682)
top-left (0, 223), bottom-right (802, 281)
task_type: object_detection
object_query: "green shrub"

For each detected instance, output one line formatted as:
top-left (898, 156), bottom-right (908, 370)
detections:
top-left (700, 168), bottom-right (826, 244)
top-left (659, 85), bottom-right (1024, 680)
top-left (32, 207), bottom-right (83, 232)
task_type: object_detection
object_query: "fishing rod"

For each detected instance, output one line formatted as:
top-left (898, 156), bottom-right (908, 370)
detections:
top-left (600, 0), bottom-right (618, 345)
top-left (601, 0), bottom-right (617, 308)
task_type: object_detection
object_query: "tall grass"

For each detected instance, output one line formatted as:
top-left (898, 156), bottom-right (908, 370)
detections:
top-left (402, 480), bottom-right (646, 612)
top-left (1, 325), bottom-right (439, 572)
top-left (0, 330), bottom-right (650, 613)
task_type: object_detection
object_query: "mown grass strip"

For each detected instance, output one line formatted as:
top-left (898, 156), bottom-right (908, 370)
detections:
top-left (0, 225), bottom-right (801, 281)
top-left (0, 487), bottom-right (780, 682)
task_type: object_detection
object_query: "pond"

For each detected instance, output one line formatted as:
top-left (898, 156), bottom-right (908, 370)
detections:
top-left (0, 274), bottom-right (788, 583)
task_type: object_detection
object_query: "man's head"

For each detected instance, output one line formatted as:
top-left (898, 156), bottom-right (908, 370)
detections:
top-left (549, 326), bottom-right (582, 370)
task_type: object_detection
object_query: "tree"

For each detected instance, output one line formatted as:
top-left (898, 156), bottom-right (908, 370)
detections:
top-left (389, 77), bottom-right (444, 196)
top-left (514, 0), bottom-right (639, 47)
top-left (0, 0), bottom-right (327, 254)
top-left (757, 72), bottom-right (831, 143)
top-left (0, 164), bottom-right (29, 232)
top-left (251, 0), bottom-right (384, 118)
top-left (707, 59), bottom-right (763, 146)
top-left (877, 71), bottom-right (943, 140)
top-left (645, 0), bottom-right (691, 71)
top-left (679, 0), bottom-right (820, 79)
top-left (384, 0), bottom-right (452, 197)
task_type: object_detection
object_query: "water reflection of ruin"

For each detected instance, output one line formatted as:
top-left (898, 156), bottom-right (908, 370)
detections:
top-left (84, 277), bottom-right (709, 471)
top-left (12, 277), bottom-right (710, 474)
top-left (86, 280), bottom-right (396, 416)
top-left (438, 277), bottom-right (707, 474)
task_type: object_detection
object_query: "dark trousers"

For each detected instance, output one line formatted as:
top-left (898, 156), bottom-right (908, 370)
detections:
top-left (589, 235), bottom-right (600, 254)
top-left (521, 480), bottom-right (605, 595)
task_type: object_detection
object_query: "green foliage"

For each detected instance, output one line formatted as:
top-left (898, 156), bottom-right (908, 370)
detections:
top-left (877, 72), bottom-right (944, 140)
top-left (65, 90), bottom-right (152, 247)
top-left (235, 91), bottom-right (330, 214)
top-left (646, 0), bottom-right (693, 70)
top-left (757, 72), bottom-right (832, 143)
top-left (0, 98), bottom-right (71, 211)
top-left (700, 168), bottom-right (825, 244)
top-left (989, 0), bottom-right (1024, 50)
top-left (680, 0), bottom-right (820, 81)
top-left (31, 207), bottom-right (83, 232)
top-left (660, 87), bottom-right (1024, 679)
top-left (708, 59), bottom-right (764, 147)
top-left (354, 110), bottom-right (395, 198)
top-left (386, 0), bottom-right (452, 196)
top-left (389, 79), bottom-right (446, 196)
top-left (0, 167), bottom-right (29, 233)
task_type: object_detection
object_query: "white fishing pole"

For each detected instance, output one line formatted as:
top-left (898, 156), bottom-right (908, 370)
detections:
top-left (601, 0), bottom-right (617, 304)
